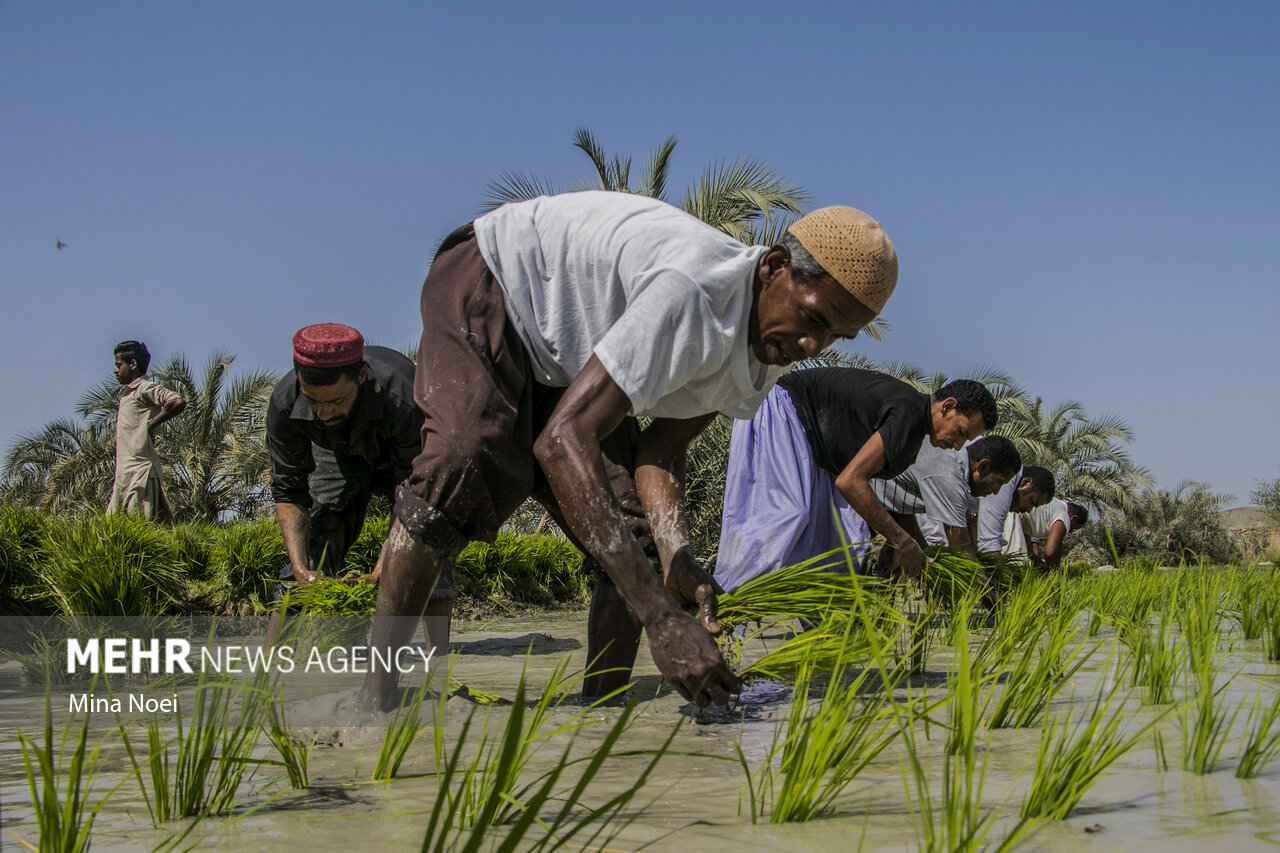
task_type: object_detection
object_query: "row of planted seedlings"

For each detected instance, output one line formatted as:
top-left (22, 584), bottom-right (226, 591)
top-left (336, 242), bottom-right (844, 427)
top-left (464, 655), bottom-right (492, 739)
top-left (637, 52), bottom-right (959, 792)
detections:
top-left (10, 599), bottom-right (677, 852)
top-left (14, 551), bottom-right (1280, 851)
top-left (712, 547), bottom-right (1280, 850)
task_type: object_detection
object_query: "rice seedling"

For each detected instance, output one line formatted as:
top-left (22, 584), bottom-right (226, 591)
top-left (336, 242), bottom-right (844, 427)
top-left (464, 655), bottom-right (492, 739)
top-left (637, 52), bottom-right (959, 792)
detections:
top-left (1118, 606), bottom-right (1182, 706)
top-left (737, 625), bottom-right (907, 823)
top-left (15, 689), bottom-right (128, 853)
top-left (974, 579), bottom-right (1055, 676)
top-left (262, 686), bottom-right (312, 789)
top-left (117, 668), bottom-right (269, 823)
top-left (421, 686), bottom-right (675, 853)
top-left (1179, 675), bottom-right (1241, 775)
top-left (1235, 686), bottom-right (1280, 779)
top-left (943, 600), bottom-right (992, 758)
top-left (985, 611), bottom-right (1093, 730)
top-left (900, 690), bottom-right (1029, 852)
top-left (1020, 679), bottom-right (1170, 820)
top-left (1227, 564), bottom-right (1271, 641)
top-left (422, 655), bottom-right (670, 850)
top-left (372, 676), bottom-right (434, 781)
top-left (429, 654), bottom-right (627, 828)
top-left (1263, 583), bottom-right (1280, 663)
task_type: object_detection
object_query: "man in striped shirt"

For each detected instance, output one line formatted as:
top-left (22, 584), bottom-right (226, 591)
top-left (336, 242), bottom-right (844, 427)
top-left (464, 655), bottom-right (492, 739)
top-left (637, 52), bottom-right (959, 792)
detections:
top-left (868, 436), bottom-right (1021, 574)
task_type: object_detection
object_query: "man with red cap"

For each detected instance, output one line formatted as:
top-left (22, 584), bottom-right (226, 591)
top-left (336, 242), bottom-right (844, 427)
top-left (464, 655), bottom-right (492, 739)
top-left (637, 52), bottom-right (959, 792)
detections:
top-left (265, 323), bottom-right (452, 652)
top-left (359, 191), bottom-right (899, 714)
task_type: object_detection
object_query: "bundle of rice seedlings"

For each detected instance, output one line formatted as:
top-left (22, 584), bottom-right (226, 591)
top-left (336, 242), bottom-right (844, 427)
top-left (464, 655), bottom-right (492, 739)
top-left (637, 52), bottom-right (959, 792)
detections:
top-left (736, 603), bottom-right (906, 681)
top-left (713, 545), bottom-right (890, 631)
top-left (208, 519), bottom-right (287, 613)
top-left (281, 576), bottom-right (378, 615)
top-left (919, 547), bottom-right (1029, 612)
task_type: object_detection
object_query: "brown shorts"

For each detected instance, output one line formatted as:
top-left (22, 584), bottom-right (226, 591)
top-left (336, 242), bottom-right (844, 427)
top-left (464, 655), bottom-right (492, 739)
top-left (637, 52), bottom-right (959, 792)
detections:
top-left (393, 225), bottom-right (654, 565)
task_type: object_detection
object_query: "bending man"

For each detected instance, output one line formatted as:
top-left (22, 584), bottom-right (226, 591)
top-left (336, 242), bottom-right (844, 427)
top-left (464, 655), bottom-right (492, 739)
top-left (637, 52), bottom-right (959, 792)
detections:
top-left (867, 435), bottom-right (1022, 574)
top-left (359, 192), bottom-right (898, 712)
top-left (715, 367), bottom-right (998, 592)
top-left (265, 325), bottom-right (452, 652)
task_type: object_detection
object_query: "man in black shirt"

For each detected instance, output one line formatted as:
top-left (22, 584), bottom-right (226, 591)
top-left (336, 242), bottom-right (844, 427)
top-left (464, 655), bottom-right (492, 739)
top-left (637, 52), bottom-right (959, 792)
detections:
top-left (716, 367), bottom-right (998, 590)
top-left (265, 324), bottom-right (451, 652)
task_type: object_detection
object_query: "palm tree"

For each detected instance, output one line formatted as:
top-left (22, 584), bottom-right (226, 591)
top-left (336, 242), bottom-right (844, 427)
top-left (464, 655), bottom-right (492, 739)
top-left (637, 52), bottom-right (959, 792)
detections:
top-left (992, 396), bottom-right (1152, 513)
top-left (3, 350), bottom-right (278, 521)
top-left (482, 126), bottom-right (810, 246)
top-left (1074, 480), bottom-right (1236, 565)
top-left (1, 417), bottom-right (115, 513)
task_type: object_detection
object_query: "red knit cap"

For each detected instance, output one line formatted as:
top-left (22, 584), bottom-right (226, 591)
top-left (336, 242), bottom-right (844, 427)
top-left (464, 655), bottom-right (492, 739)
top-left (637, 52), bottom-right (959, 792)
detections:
top-left (292, 323), bottom-right (364, 368)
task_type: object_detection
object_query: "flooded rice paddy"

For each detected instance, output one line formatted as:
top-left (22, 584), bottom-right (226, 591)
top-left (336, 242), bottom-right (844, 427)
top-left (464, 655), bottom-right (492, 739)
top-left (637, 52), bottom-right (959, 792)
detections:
top-left (3, 606), bottom-right (1280, 851)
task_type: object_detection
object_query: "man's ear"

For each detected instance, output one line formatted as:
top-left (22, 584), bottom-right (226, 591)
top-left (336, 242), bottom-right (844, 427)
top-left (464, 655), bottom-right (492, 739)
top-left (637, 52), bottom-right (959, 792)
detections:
top-left (758, 244), bottom-right (791, 284)
top-left (940, 397), bottom-right (958, 416)
top-left (358, 363), bottom-right (370, 383)
top-left (972, 458), bottom-right (991, 477)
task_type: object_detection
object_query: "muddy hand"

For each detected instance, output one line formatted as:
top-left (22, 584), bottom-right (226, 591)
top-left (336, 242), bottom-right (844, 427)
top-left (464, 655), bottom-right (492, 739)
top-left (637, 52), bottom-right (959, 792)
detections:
top-left (664, 548), bottom-right (724, 635)
top-left (893, 539), bottom-right (928, 581)
top-left (646, 609), bottom-right (740, 708)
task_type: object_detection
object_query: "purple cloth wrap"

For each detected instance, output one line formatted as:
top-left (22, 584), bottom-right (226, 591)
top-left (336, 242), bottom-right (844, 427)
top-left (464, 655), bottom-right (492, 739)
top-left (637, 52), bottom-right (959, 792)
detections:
top-left (715, 386), bottom-right (872, 593)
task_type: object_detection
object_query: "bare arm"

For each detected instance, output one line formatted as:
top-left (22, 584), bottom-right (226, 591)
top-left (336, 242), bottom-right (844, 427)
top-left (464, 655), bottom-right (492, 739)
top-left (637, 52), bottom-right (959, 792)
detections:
top-left (944, 524), bottom-right (976, 556)
top-left (634, 413), bottom-right (721, 632)
top-left (274, 502), bottom-right (315, 583)
top-left (1041, 520), bottom-right (1068, 571)
top-left (147, 396), bottom-right (186, 437)
top-left (834, 432), bottom-right (926, 578)
top-left (534, 356), bottom-right (737, 706)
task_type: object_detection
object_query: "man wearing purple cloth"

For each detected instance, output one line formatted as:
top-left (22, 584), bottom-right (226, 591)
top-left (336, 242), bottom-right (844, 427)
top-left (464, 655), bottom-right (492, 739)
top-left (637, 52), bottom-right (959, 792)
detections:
top-left (716, 368), bottom-right (999, 591)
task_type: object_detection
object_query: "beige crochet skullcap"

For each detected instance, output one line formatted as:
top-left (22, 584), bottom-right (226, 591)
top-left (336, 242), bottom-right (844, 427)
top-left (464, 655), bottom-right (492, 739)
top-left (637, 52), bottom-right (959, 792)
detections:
top-left (788, 206), bottom-right (898, 313)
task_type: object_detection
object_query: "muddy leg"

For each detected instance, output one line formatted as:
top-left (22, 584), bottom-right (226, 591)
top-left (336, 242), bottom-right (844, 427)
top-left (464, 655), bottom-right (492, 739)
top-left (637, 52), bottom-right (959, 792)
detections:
top-left (357, 519), bottom-right (443, 714)
top-left (583, 577), bottom-right (644, 699)
top-left (422, 598), bottom-right (452, 658)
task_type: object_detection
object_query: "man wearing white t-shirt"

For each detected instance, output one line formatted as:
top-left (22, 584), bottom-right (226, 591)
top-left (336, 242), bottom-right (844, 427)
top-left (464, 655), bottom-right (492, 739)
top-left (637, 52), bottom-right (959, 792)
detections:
top-left (974, 465), bottom-right (1056, 555)
top-left (872, 435), bottom-right (1022, 564)
top-left (356, 192), bottom-right (899, 713)
top-left (1004, 498), bottom-right (1089, 571)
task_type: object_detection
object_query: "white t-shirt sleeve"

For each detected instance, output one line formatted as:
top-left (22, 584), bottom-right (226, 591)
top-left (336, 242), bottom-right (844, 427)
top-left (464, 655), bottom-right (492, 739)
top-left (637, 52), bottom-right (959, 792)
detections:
top-left (593, 273), bottom-right (725, 417)
top-left (976, 469), bottom-right (1019, 553)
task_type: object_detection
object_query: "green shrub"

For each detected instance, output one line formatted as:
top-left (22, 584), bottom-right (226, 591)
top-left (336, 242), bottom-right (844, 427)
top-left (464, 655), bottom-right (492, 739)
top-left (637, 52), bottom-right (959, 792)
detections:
top-left (39, 514), bottom-right (182, 619)
top-left (165, 521), bottom-right (217, 582)
top-left (0, 504), bottom-right (48, 609)
top-left (456, 533), bottom-right (588, 606)
top-left (341, 513), bottom-right (389, 575)
top-left (208, 519), bottom-right (286, 612)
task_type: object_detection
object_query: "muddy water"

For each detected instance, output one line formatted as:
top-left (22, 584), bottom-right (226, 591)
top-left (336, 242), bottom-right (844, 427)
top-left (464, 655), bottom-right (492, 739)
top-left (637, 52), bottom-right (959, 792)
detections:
top-left (3, 611), bottom-right (1280, 851)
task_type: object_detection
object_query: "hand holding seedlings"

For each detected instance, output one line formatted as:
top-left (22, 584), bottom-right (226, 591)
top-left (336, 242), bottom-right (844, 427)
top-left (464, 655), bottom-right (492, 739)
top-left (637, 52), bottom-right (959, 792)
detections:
top-left (645, 605), bottom-right (741, 707)
top-left (664, 547), bottom-right (724, 635)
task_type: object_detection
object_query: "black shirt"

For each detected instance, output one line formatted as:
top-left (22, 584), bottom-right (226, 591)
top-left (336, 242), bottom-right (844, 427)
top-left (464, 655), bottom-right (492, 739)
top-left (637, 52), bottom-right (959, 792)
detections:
top-left (777, 366), bottom-right (931, 479)
top-left (267, 346), bottom-right (423, 508)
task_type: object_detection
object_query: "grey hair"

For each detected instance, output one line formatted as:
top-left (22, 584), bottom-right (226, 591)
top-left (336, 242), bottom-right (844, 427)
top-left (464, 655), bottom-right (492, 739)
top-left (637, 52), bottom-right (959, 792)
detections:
top-left (781, 232), bottom-right (829, 285)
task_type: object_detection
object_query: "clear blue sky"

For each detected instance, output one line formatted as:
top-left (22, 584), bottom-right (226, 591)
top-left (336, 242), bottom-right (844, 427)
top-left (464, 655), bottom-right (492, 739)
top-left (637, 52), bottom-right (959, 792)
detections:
top-left (2, 1), bottom-right (1277, 505)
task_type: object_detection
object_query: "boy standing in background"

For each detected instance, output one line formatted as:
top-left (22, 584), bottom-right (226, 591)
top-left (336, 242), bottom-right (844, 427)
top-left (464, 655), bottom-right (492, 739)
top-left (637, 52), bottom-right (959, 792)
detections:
top-left (108, 340), bottom-right (185, 523)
